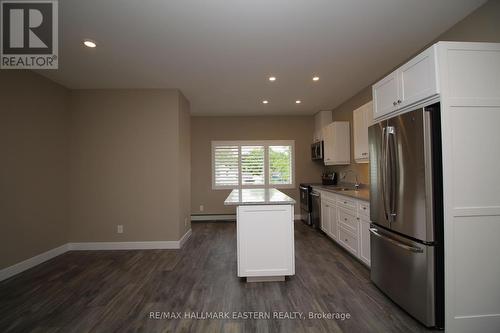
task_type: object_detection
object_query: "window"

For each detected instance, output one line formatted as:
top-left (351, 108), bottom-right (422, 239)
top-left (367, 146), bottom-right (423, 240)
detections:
top-left (269, 145), bottom-right (292, 185)
top-left (213, 145), bottom-right (239, 187)
top-left (241, 145), bottom-right (265, 185)
top-left (212, 140), bottom-right (295, 189)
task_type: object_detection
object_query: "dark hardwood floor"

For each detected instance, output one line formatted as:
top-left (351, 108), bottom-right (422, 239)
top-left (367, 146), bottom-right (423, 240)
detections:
top-left (0, 221), bottom-right (434, 333)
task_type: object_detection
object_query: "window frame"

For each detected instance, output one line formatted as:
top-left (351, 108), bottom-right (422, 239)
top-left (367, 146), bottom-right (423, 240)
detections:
top-left (211, 140), bottom-right (295, 190)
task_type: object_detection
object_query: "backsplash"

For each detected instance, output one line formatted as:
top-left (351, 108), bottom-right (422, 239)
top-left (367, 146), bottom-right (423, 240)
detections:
top-left (325, 163), bottom-right (370, 185)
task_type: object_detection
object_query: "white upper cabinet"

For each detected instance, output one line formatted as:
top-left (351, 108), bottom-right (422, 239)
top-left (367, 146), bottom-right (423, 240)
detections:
top-left (398, 46), bottom-right (439, 108)
top-left (313, 110), bottom-right (332, 142)
top-left (323, 121), bottom-right (350, 165)
top-left (373, 70), bottom-right (399, 119)
top-left (313, 129), bottom-right (322, 143)
top-left (372, 45), bottom-right (439, 121)
top-left (353, 101), bottom-right (373, 163)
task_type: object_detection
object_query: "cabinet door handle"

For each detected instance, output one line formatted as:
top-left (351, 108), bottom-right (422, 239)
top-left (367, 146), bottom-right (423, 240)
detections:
top-left (362, 152), bottom-right (367, 156)
top-left (393, 101), bottom-right (397, 106)
top-left (397, 100), bottom-right (401, 104)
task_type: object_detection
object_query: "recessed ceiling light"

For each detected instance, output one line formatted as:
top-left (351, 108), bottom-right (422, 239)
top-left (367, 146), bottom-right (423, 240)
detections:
top-left (268, 76), bottom-right (276, 82)
top-left (295, 100), bottom-right (301, 104)
top-left (262, 100), bottom-right (269, 104)
top-left (312, 76), bottom-right (320, 81)
top-left (83, 39), bottom-right (97, 48)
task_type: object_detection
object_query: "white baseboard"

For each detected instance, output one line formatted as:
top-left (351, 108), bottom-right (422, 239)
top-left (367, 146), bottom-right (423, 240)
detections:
top-left (67, 241), bottom-right (180, 251)
top-left (179, 228), bottom-right (192, 247)
top-left (68, 228), bottom-right (192, 251)
top-left (0, 229), bottom-right (193, 282)
top-left (191, 214), bottom-right (236, 221)
top-left (0, 243), bottom-right (69, 282)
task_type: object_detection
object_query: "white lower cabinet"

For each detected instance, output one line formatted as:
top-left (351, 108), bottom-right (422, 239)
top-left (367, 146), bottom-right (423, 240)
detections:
top-left (320, 200), bottom-right (330, 233)
top-left (318, 189), bottom-right (370, 267)
top-left (358, 218), bottom-right (371, 266)
top-left (339, 226), bottom-right (358, 256)
top-left (328, 204), bottom-right (338, 240)
top-left (320, 197), bottom-right (338, 241)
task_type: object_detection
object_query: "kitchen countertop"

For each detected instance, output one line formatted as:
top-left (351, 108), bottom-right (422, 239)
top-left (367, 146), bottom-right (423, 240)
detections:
top-left (224, 188), bottom-right (296, 206)
top-left (311, 184), bottom-right (370, 202)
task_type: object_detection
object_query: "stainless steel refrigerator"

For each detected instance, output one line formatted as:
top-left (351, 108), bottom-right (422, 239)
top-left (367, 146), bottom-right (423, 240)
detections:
top-left (368, 103), bottom-right (444, 328)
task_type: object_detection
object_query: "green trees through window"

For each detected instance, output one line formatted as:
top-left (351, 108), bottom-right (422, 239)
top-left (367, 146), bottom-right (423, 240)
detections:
top-left (269, 146), bottom-right (292, 185)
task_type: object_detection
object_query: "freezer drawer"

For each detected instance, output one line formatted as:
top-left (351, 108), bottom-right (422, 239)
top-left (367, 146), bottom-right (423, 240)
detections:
top-left (370, 226), bottom-right (436, 327)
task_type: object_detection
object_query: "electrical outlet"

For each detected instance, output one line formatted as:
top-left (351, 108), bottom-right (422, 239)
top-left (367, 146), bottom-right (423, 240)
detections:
top-left (199, 205), bottom-right (204, 212)
top-left (117, 225), bottom-right (124, 234)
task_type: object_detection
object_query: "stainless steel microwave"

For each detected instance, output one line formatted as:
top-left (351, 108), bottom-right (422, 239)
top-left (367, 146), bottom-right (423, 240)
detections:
top-left (311, 141), bottom-right (323, 160)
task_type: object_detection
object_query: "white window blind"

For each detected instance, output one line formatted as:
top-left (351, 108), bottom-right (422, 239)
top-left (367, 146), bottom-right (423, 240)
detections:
top-left (241, 146), bottom-right (265, 185)
top-left (213, 145), bottom-right (239, 187)
top-left (212, 141), bottom-right (294, 189)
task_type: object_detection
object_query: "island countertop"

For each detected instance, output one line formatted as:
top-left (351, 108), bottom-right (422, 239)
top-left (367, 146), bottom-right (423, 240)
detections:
top-left (224, 188), bottom-right (296, 206)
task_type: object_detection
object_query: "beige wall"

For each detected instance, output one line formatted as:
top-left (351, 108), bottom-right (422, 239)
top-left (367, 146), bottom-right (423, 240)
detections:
top-left (0, 71), bottom-right (69, 269)
top-left (1, 82), bottom-right (191, 270)
top-left (327, 0), bottom-right (500, 184)
top-left (327, 87), bottom-right (371, 185)
top-left (191, 116), bottom-right (324, 215)
top-left (68, 89), bottom-right (189, 242)
top-left (437, 0), bottom-right (500, 42)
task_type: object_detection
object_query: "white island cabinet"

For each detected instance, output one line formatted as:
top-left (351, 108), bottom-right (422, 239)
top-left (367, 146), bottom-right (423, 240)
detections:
top-left (224, 188), bottom-right (295, 282)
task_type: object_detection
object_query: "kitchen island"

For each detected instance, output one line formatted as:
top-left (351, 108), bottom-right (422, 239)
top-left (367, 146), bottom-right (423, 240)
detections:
top-left (224, 188), bottom-right (296, 282)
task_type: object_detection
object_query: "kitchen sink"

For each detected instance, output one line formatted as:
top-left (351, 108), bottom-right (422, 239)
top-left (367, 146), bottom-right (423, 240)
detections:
top-left (332, 187), bottom-right (357, 191)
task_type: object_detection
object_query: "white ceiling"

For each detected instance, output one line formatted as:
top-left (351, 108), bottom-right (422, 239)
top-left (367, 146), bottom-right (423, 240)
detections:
top-left (40, 0), bottom-right (486, 115)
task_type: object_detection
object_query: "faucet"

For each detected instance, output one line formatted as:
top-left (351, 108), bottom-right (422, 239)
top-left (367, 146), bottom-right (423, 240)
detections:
top-left (342, 170), bottom-right (360, 190)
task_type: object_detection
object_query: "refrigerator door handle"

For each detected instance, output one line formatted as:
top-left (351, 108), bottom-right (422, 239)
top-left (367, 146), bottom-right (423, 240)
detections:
top-left (387, 126), bottom-right (398, 219)
top-left (381, 127), bottom-right (390, 220)
top-left (369, 228), bottom-right (423, 253)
